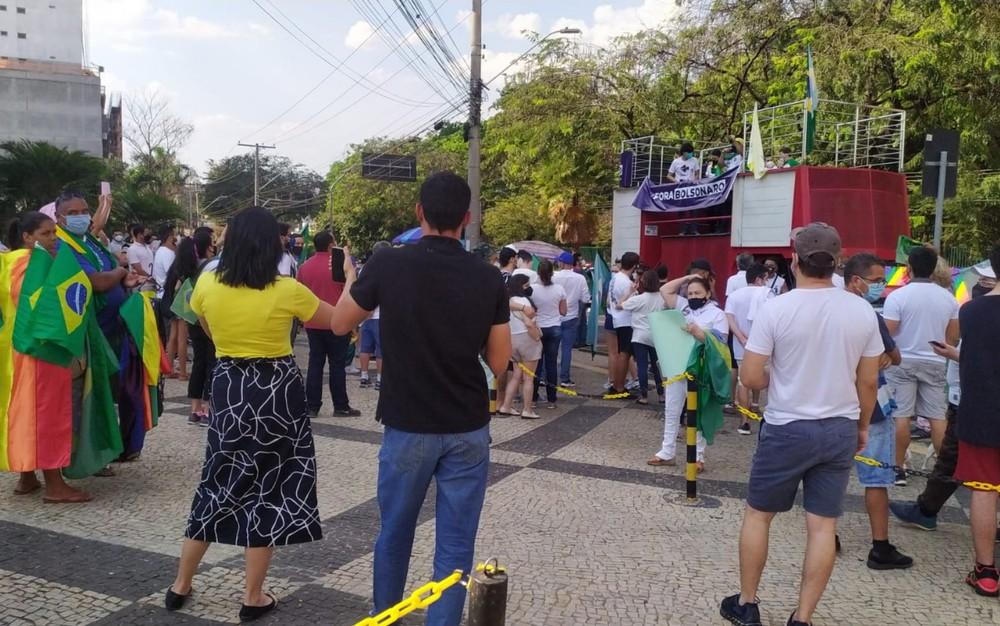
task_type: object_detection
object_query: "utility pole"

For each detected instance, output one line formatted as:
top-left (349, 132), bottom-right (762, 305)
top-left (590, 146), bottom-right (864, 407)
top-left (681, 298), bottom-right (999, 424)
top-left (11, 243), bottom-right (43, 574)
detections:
top-left (466, 0), bottom-right (483, 248)
top-left (238, 142), bottom-right (276, 205)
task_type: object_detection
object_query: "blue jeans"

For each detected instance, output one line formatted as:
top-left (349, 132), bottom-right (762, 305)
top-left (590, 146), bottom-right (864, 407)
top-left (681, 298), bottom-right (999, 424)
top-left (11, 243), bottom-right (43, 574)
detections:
top-left (559, 317), bottom-right (580, 382)
top-left (532, 325), bottom-right (562, 403)
top-left (631, 342), bottom-right (662, 399)
top-left (373, 425), bottom-right (491, 626)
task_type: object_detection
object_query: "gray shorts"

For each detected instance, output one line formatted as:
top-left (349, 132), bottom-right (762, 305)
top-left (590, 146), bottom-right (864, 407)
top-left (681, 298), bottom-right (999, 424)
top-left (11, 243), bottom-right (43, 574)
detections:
top-left (885, 359), bottom-right (947, 420)
top-left (747, 417), bottom-right (857, 518)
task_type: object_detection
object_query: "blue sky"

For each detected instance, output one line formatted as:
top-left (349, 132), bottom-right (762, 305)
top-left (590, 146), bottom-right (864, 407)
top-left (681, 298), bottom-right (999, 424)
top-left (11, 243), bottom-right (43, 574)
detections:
top-left (86, 0), bottom-right (679, 175)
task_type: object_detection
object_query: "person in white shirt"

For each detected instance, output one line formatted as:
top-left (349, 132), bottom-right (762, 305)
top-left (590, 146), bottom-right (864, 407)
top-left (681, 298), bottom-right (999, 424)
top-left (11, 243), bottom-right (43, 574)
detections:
top-left (882, 246), bottom-right (960, 480)
top-left (724, 137), bottom-right (745, 172)
top-left (622, 269), bottom-right (666, 404)
top-left (126, 223), bottom-right (155, 291)
top-left (511, 249), bottom-right (539, 284)
top-left (667, 142), bottom-right (700, 183)
top-left (609, 252), bottom-right (640, 394)
top-left (277, 222), bottom-right (298, 278)
top-left (762, 258), bottom-right (787, 295)
top-left (725, 263), bottom-right (770, 434)
top-left (152, 224), bottom-right (187, 380)
top-left (553, 251), bottom-right (590, 386)
top-left (529, 260), bottom-right (567, 410)
top-left (720, 223), bottom-right (882, 626)
top-left (725, 252), bottom-right (755, 297)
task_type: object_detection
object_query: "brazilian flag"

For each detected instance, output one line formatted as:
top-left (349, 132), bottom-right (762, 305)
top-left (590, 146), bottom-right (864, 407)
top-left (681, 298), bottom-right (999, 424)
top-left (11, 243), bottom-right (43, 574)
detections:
top-left (170, 278), bottom-right (197, 324)
top-left (14, 245), bottom-right (91, 366)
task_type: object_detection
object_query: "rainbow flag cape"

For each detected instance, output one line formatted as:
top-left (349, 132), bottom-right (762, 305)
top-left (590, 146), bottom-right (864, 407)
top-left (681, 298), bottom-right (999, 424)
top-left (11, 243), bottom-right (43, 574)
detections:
top-left (885, 265), bottom-right (908, 287)
top-left (120, 293), bottom-right (166, 431)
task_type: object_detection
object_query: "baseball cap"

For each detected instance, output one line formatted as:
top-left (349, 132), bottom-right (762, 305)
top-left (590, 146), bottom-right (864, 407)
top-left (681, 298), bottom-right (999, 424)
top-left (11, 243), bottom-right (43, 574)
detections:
top-left (557, 251), bottom-right (574, 265)
top-left (792, 222), bottom-right (841, 267)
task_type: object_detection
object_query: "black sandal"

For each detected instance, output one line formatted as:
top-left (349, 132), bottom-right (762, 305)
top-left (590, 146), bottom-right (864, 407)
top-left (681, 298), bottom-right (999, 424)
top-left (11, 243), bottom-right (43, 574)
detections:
top-left (239, 594), bottom-right (277, 622)
top-left (164, 586), bottom-right (191, 611)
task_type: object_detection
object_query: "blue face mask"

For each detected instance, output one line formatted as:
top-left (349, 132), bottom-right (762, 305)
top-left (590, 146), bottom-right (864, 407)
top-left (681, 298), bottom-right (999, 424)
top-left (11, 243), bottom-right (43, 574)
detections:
top-left (64, 214), bottom-right (91, 236)
top-left (864, 282), bottom-right (885, 303)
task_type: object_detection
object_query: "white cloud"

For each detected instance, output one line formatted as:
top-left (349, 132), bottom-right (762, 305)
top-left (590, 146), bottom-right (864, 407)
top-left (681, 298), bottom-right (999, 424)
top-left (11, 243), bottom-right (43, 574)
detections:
top-left (490, 12), bottom-right (541, 40)
top-left (552, 0), bottom-right (682, 47)
top-left (344, 20), bottom-right (377, 49)
top-left (86, 0), bottom-right (263, 51)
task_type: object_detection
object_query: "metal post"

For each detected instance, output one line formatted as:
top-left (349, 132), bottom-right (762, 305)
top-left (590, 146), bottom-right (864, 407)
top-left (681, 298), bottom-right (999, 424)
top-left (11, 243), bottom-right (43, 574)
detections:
top-left (238, 142), bottom-right (275, 206)
top-left (685, 375), bottom-right (698, 501)
top-left (933, 150), bottom-right (947, 250)
top-left (834, 123), bottom-right (840, 167)
top-left (897, 111), bottom-right (906, 173)
top-left (467, 563), bottom-right (507, 626)
top-left (800, 100), bottom-right (808, 160)
top-left (851, 106), bottom-right (860, 167)
top-left (466, 0), bottom-right (483, 247)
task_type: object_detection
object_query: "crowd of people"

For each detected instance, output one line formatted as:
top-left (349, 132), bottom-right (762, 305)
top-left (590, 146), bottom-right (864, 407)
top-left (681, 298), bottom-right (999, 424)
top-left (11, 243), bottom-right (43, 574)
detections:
top-left (3, 169), bottom-right (1000, 625)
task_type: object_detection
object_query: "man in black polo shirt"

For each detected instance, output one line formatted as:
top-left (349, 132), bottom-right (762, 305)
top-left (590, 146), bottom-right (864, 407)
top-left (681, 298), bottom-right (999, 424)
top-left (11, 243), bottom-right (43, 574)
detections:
top-left (330, 171), bottom-right (511, 625)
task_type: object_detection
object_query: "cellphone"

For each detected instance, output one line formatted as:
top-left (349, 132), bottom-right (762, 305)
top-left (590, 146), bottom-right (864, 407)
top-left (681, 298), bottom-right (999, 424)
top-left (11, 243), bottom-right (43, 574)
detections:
top-left (100, 181), bottom-right (111, 196)
top-left (330, 247), bottom-right (347, 283)
top-left (928, 340), bottom-right (946, 349)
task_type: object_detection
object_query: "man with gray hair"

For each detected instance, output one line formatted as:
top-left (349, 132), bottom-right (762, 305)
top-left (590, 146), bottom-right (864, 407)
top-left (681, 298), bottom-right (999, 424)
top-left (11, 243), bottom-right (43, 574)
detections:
top-left (726, 252), bottom-right (756, 297)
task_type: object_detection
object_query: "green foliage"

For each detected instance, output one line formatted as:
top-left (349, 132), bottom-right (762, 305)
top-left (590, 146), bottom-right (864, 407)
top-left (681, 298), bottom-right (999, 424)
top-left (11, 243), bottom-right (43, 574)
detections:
top-left (324, 131), bottom-right (465, 252)
top-left (204, 154), bottom-right (326, 224)
top-left (0, 140), bottom-right (106, 219)
top-left (481, 190), bottom-right (555, 245)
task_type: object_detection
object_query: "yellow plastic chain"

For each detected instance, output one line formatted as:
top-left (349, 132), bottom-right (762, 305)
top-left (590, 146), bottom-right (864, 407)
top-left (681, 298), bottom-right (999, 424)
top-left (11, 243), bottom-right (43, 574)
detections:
top-left (354, 570), bottom-right (464, 626)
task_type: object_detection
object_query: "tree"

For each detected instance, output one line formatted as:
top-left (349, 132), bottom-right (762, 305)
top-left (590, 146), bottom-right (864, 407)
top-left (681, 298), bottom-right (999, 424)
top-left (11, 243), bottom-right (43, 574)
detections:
top-left (125, 89), bottom-right (196, 203)
top-left (324, 128), bottom-right (466, 252)
top-left (481, 190), bottom-right (555, 245)
top-left (0, 140), bottom-right (106, 219)
top-left (203, 154), bottom-right (326, 223)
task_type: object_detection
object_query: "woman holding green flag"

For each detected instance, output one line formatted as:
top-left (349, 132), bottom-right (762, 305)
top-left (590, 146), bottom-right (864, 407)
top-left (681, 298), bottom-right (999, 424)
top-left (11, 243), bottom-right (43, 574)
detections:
top-left (0, 211), bottom-right (91, 503)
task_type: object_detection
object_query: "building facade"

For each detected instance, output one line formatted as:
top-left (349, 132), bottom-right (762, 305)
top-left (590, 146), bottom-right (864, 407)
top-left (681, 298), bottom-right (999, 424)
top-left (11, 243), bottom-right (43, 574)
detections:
top-left (0, 0), bottom-right (117, 158)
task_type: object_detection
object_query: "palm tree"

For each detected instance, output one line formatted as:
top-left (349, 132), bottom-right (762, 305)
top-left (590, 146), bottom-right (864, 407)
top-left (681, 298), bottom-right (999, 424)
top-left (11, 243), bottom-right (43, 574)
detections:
top-left (0, 140), bottom-right (106, 218)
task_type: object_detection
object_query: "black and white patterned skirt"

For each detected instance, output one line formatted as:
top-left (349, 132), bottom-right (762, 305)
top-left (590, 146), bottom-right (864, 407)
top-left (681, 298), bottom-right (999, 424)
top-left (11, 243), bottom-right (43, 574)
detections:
top-left (185, 356), bottom-right (322, 547)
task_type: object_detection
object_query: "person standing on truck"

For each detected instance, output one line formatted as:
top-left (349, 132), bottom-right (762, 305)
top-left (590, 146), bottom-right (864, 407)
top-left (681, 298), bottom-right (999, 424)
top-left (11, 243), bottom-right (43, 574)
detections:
top-left (667, 142), bottom-right (701, 183)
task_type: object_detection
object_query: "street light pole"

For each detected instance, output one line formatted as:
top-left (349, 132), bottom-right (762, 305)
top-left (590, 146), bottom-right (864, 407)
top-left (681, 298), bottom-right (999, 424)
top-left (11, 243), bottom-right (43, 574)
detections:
top-left (238, 142), bottom-right (276, 206)
top-left (465, 25), bottom-right (581, 247)
top-left (466, 0), bottom-right (483, 249)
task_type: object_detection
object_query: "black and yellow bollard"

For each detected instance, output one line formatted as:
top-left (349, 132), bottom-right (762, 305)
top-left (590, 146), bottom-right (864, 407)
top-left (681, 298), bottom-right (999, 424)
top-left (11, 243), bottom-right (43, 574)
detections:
top-left (467, 559), bottom-right (508, 626)
top-left (489, 378), bottom-right (498, 415)
top-left (686, 374), bottom-right (698, 501)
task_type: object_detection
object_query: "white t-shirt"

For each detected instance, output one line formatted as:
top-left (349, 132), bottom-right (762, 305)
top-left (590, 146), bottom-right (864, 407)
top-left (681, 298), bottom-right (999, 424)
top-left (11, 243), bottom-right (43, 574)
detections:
top-left (553, 269), bottom-right (590, 321)
top-left (725, 271), bottom-right (747, 296)
top-left (509, 296), bottom-right (531, 335)
top-left (831, 273), bottom-right (845, 289)
top-left (683, 301), bottom-right (729, 339)
top-left (946, 343), bottom-right (961, 405)
top-left (278, 252), bottom-right (297, 277)
top-left (530, 283), bottom-right (567, 329)
top-left (725, 153), bottom-right (744, 172)
top-left (882, 281), bottom-right (959, 362)
top-left (608, 272), bottom-right (634, 328)
top-left (127, 242), bottom-right (154, 276)
top-left (513, 267), bottom-right (539, 284)
top-left (725, 285), bottom-right (769, 359)
top-left (746, 288), bottom-right (884, 425)
top-left (668, 156), bottom-right (700, 183)
top-left (152, 246), bottom-right (176, 299)
top-left (622, 291), bottom-right (665, 346)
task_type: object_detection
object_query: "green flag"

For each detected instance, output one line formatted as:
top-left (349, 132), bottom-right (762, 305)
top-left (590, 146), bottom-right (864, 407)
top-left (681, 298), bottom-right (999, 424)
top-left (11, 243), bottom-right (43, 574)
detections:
top-left (896, 235), bottom-right (923, 264)
top-left (19, 245), bottom-right (92, 365)
top-left (170, 278), bottom-right (197, 324)
top-left (804, 45), bottom-right (819, 154)
top-left (686, 332), bottom-right (733, 445)
top-left (298, 224), bottom-right (313, 264)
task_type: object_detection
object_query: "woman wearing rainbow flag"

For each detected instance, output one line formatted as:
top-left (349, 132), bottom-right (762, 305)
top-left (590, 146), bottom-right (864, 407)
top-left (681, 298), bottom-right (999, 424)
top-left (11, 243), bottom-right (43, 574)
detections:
top-left (0, 211), bottom-right (91, 502)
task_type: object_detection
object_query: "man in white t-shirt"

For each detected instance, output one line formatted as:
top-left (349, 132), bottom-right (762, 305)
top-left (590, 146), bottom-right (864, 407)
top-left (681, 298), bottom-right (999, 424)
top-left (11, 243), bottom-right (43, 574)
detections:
top-left (152, 224), bottom-right (177, 300)
top-left (724, 263), bottom-right (769, 434)
top-left (126, 223), bottom-right (156, 292)
top-left (725, 252), bottom-right (755, 297)
top-left (667, 142), bottom-right (700, 183)
top-left (882, 246), bottom-right (960, 482)
top-left (512, 250), bottom-right (539, 284)
top-left (721, 223), bottom-right (881, 626)
top-left (762, 258), bottom-right (787, 295)
top-left (553, 251), bottom-right (590, 386)
top-left (608, 252), bottom-right (639, 394)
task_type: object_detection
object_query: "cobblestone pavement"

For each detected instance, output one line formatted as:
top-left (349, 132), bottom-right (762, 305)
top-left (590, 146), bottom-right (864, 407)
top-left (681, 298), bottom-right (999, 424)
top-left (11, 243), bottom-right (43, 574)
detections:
top-left (0, 341), bottom-right (990, 625)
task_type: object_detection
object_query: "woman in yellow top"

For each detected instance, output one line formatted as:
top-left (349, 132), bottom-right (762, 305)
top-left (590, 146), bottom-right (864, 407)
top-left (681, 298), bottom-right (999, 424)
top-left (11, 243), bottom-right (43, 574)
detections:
top-left (164, 207), bottom-right (355, 622)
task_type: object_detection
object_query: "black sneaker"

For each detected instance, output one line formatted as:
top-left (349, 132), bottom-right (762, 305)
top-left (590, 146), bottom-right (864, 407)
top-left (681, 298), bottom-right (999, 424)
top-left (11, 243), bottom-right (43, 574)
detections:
top-left (967, 563), bottom-right (1000, 597)
top-left (911, 425), bottom-right (931, 440)
top-left (737, 422), bottom-right (752, 435)
top-left (306, 408), bottom-right (320, 419)
top-left (333, 407), bottom-right (361, 417)
top-left (786, 612), bottom-right (810, 626)
top-left (198, 414), bottom-right (210, 428)
top-left (561, 379), bottom-right (576, 388)
top-left (894, 470), bottom-right (907, 486)
top-left (835, 534), bottom-right (841, 554)
top-left (719, 594), bottom-right (761, 626)
top-left (359, 378), bottom-right (371, 388)
top-left (187, 413), bottom-right (201, 426)
top-left (374, 380), bottom-right (381, 391)
top-left (867, 544), bottom-right (914, 570)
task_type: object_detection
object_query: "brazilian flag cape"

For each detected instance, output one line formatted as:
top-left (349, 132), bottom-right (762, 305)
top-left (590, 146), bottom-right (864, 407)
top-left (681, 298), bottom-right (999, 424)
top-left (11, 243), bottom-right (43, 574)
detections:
top-left (120, 292), bottom-right (166, 430)
top-left (685, 332), bottom-right (733, 445)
